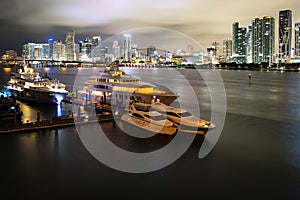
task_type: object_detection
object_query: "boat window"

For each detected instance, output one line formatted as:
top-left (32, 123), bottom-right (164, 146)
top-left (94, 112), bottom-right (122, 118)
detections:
top-left (132, 113), bottom-right (144, 119)
top-left (178, 111), bottom-right (193, 117)
top-left (150, 115), bottom-right (166, 121)
top-left (166, 112), bottom-right (180, 117)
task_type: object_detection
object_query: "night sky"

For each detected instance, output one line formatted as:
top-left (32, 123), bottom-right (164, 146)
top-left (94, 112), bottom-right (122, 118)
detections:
top-left (0, 0), bottom-right (299, 55)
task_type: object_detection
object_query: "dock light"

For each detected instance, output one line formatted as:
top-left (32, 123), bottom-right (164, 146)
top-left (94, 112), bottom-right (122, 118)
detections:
top-left (54, 93), bottom-right (65, 104)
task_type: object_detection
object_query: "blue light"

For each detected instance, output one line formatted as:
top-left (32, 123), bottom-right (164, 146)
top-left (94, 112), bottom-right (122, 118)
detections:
top-left (54, 93), bottom-right (65, 104)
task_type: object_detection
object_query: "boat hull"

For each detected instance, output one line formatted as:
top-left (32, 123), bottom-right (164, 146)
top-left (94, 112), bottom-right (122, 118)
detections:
top-left (120, 114), bottom-right (177, 135)
top-left (9, 89), bottom-right (67, 104)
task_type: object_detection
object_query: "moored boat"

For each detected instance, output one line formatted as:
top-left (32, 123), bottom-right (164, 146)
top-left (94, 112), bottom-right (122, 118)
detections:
top-left (133, 101), bottom-right (214, 135)
top-left (120, 103), bottom-right (177, 135)
top-left (5, 61), bottom-right (69, 104)
top-left (76, 61), bottom-right (179, 107)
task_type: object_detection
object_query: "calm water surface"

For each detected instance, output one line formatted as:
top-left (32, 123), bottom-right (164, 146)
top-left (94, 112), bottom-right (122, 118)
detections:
top-left (0, 67), bottom-right (300, 199)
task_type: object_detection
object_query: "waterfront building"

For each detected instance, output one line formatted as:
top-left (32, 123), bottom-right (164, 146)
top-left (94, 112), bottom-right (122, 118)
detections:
top-left (48, 38), bottom-right (54, 60)
top-left (232, 22), bottom-right (239, 54)
top-left (147, 46), bottom-right (156, 62)
top-left (92, 36), bottom-right (101, 62)
top-left (65, 30), bottom-right (76, 61)
top-left (52, 40), bottom-right (65, 61)
top-left (262, 16), bottom-right (275, 64)
top-left (222, 38), bottom-right (232, 61)
top-left (247, 24), bottom-right (253, 63)
top-left (251, 16), bottom-right (275, 64)
top-left (112, 40), bottom-right (121, 60)
top-left (252, 18), bottom-right (262, 64)
top-left (279, 9), bottom-right (292, 62)
top-left (295, 23), bottom-right (300, 58)
top-left (123, 34), bottom-right (132, 62)
top-left (22, 43), bottom-right (49, 60)
top-left (236, 27), bottom-right (247, 63)
top-left (232, 22), bottom-right (247, 63)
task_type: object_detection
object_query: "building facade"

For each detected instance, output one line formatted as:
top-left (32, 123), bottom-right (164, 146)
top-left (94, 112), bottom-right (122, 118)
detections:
top-left (262, 16), bottom-right (275, 64)
top-left (279, 9), bottom-right (292, 62)
top-left (65, 30), bottom-right (75, 61)
top-left (223, 38), bottom-right (233, 61)
top-left (295, 23), bottom-right (300, 58)
top-left (123, 34), bottom-right (132, 62)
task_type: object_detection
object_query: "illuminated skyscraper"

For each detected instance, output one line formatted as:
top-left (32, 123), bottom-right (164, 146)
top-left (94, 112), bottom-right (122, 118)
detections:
top-left (92, 36), bottom-right (101, 61)
top-left (252, 18), bottom-right (262, 64)
top-left (53, 40), bottom-right (65, 61)
top-left (112, 40), bottom-right (120, 60)
top-left (232, 22), bottom-right (239, 54)
top-left (295, 23), bottom-right (300, 58)
top-left (279, 9), bottom-right (292, 61)
top-left (232, 22), bottom-right (247, 63)
top-left (262, 16), bottom-right (275, 64)
top-left (251, 16), bottom-right (275, 64)
top-left (247, 24), bottom-right (253, 63)
top-left (65, 30), bottom-right (75, 61)
top-left (223, 38), bottom-right (232, 61)
top-left (123, 34), bottom-right (132, 62)
top-left (48, 38), bottom-right (54, 59)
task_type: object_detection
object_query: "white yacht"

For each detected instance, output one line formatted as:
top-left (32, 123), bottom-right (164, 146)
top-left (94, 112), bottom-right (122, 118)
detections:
top-left (120, 103), bottom-right (177, 135)
top-left (77, 61), bottom-right (179, 107)
top-left (5, 62), bottom-right (69, 104)
top-left (133, 101), bottom-right (215, 135)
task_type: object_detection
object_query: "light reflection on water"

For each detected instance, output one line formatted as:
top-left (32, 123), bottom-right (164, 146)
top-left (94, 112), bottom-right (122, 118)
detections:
top-left (1, 67), bottom-right (300, 197)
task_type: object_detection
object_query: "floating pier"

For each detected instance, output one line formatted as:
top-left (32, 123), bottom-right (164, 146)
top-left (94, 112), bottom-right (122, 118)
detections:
top-left (0, 113), bottom-right (114, 134)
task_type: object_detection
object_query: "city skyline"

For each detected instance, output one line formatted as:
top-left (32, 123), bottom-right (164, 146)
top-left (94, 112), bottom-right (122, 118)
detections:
top-left (0, 1), bottom-right (300, 55)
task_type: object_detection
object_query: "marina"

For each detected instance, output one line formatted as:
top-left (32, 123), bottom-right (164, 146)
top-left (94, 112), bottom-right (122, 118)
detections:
top-left (1, 67), bottom-right (300, 199)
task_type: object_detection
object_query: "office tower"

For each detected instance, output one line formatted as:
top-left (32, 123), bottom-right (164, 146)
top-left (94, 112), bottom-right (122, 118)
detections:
top-left (123, 34), bottom-right (132, 62)
top-left (237, 27), bottom-right (247, 63)
top-left (247, 24), bottom-right (253, 63)
top-left (295, 23), bottom-right (300, 58)
top-left (252, 18), bottom-right (263, 64)
top-left (53, 40), bottom-right (65, 61)
top-left (251, 16), bottom-right (275, 64)
top-left (48, 38), bottom-right (54, 59)
top-left (279, 9), bottom-right (292, 61)
top-left (262, 16), bottom-right (275, 64)
top-left (92, 36), bottom-right (101, 60)
top-left (22, 43), bottom-right (49, 60)
top-left (147, 46), bottom-right (156, 62)
top-left (232, 22), bottom-right (247, 63)
top-left (65, 30), bottom-right (75, 61)
top-left (232, 22), bottom-right (239, 54)
top-left (112, 40), bottom-right (120, 60)
top-left (223, 38), bottom-right (232, 60)
top-left (211, 41), bottom-right (219, 58)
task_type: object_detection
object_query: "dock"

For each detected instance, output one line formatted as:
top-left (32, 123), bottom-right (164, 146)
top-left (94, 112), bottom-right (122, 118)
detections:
top-left (0, 113), bottom-right (115, 134)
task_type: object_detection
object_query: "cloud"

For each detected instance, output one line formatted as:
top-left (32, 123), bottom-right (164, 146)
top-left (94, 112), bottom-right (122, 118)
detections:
top-left (1, 0), bottom-right (300, 54)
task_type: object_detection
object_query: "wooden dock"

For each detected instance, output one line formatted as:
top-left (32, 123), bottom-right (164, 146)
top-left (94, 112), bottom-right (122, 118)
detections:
top-left (0, 113), bottom-right (114, 134)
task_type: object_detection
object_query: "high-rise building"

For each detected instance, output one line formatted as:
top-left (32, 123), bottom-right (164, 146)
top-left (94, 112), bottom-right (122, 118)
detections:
top-left (232, 22), bottom-right (247, 63)
top-left (48, 38), bottom-right (54, 60)
top-left (65, 30), bottom-right (75, 61)
top-left (262, 16), bottom-right (275, 64)
top-left (232, 22), bottom-right (239, 54)
top-left (251, 16), bottom-right (275, 64)
top-left (22, 43), bottom-right (49, 60)
top-left (112, 40), bottom-right (120, 60)
top-left (295, 23), bottom-right (300, 58)
top-left (223, 38), bottom-right (232, 61)
top-left (123, 34), bottom-right (132, 62)
top-left (279, 9), bottom-right (292, 62)
top-left (252, 18), bottom-right (263, 64)
top-left (53, 40), bottom-right (65, 61)
top-left (247, 24), bottom-right (253, 63)
top-left (92, 36), bottom-right (101, 61)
